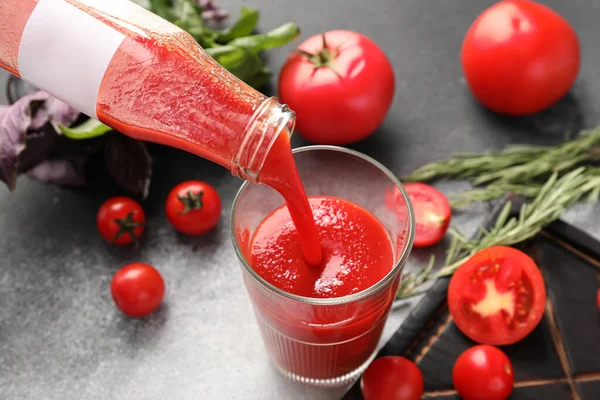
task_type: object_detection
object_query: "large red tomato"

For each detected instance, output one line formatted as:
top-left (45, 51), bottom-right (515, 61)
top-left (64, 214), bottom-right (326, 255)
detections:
top-left (448, 246), bottom-right (546, 345)
top-left (461, 0), bottom-right (580, 115)
top-left (278, 30), bottom-right (395, 145)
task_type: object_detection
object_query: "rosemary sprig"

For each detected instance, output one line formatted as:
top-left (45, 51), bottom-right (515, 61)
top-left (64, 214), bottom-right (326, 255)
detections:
top-left (404, 128), bottom-right (600, 186)
top-left (449, 183), bottom-right (540, 208)
top-left (450, 167), bottom-right (600, 208)
top-left (396, 256), bottom-right (435, 300)
top-left (396, 168), bottom-right (600, 299)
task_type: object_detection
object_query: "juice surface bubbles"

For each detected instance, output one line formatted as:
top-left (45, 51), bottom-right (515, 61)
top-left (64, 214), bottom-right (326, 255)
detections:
top-left (250, 196), bottom-right (394, 298)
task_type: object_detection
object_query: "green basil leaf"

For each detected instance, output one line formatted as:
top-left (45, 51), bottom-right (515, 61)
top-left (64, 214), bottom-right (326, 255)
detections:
top-left (148, 0), bottom-right (173, 20)
top-left (227, 52), bottom-right (266, 83)
top-left (228, 23), bottom-right (300, 54)
top-left (245, 66), bottom-right (272, 89)
top-left (59, 118), bottom-right (113, 140)
top-left (205, 45), bottom-right (248, 69)
top-left (216, 7), bottom-right (259, 43)
top-left (173, 0), bottom-right (207, 35)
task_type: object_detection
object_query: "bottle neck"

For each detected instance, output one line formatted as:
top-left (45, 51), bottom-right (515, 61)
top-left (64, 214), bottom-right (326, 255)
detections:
top-left (231, 97), bottom-right (296, 183)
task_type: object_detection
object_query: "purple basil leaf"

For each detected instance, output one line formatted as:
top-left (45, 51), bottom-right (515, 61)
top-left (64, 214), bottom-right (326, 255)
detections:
top-left (18, 129), bottom-right (59, 174)
top-left (0, 106), bottom-right (8, 124)
top-left (197, 0), bottom-right (229, 23)
top-left (104, 134), bottom-right (152, 199)
top-left (0, 90), bottom-right (81, 190)
top-left (27, 158), bottom-right (87, 187)
top-left (1, 87), bottom-right (154, 195)
top-left (46, 96), bottom-right (80, 127)
top-left (0, 91), bottom-right (47, 190)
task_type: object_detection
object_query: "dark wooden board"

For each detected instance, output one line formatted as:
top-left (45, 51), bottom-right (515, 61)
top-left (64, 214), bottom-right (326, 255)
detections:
top-left (343, 200), bottom-right (600, 399)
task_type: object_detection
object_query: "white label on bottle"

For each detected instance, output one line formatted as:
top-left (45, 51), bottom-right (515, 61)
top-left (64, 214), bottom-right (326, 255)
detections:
top-left (18, 0), bottom-right (126, 119)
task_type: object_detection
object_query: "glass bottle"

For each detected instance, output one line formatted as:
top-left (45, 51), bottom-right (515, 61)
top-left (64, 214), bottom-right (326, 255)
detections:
top-left (0, 0), bottom-right (322, 264)
top-left (0, 0), bottom-right (294, 183)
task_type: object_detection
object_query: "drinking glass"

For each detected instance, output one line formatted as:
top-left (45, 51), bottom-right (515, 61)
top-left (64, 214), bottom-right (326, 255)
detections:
top-left (230, 146), bottom-right (414, 387)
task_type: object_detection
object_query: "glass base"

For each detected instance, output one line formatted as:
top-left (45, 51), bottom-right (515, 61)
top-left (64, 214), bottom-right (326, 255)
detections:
top-left (272, 348), bottom-right (378, 388)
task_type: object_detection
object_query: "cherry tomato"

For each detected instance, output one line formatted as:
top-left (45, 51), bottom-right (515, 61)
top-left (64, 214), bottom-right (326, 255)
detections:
top-left (448, 246), bottom-right (546, 345)
top-left (278, 30), bottom-right (395, 145)
top-left (461, 0), bottom-right (580, 115)
top-left (166, 181), bottom-right (222, 236)
top-left (404, 182), bottom-right (451, 248)
top-left (361, 356), bottom-right (424, 400)
top-left (96, 196), bottom-right (145, 245)
top-left (453, 345), bottom-right (514, 400)
top-left (111, 263), bottom-right (165, 318)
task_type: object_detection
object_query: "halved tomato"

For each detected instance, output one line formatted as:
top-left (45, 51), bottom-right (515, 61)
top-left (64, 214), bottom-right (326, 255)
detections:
top-left (403, 183), bottom-right (451, 247)
top-left (448, 246), bottom-right (546, 346)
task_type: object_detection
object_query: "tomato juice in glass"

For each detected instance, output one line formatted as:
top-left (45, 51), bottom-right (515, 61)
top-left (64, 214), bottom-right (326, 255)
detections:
top-left (231, 147), bottom-right (414, 386)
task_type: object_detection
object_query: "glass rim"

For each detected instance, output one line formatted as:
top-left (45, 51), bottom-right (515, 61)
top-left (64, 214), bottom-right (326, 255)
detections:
top-left (229, 145), bottom-right (415, 306)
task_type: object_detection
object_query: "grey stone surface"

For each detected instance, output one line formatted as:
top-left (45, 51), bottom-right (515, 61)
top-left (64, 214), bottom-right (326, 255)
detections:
top-left (1, 0), bottom-right (600, 399)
